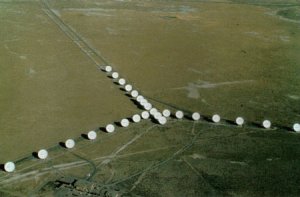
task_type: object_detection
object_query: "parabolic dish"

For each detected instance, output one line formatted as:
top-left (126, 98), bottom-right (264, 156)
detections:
top-left (212, 114), bottom-right (221, 123)
top-left (131, 90), bottom-right (139, 98)
top-left (65, 139), bottom-right (75, 149)
top-left (263, 120), bottom-right (271, 129)
top-left (125, 84), bottom-right (133, 92)
top-left (294, 123), bottom-right (300, 132)
top-left (162, 109), bottom-right (171, 117)
top-left (121, 118), bottom-right (130, 127)
top-left (87, 131), bottom-right (97, 140)
top-left (4, 161), bottom-right (15, 172)
top-left (175, 111), bottom-right (184, 119)
top-left (132, 114), bottom-right (141, 123)
top-left (118, 78), bottom-right (126, 85)
top-left (106, 124), bottom-right (115, 133)
top-left (192, 112), bottom-right (200, 121)
top-left (236, 117), bottom-right (244, 126)
top-left (38, 149), bottom-right (48, 160)
top-left (104, 65), bottom-right (112, 72)
top-left (158, 117), bottom-right (167, 125)
top-left (141, 111), bottom-right (150, 119)
top-left (112, 72), bottom-right (119, 79)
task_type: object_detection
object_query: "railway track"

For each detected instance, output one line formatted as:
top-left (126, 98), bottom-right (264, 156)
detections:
top-left (41, 0), bottom-right (109, 69)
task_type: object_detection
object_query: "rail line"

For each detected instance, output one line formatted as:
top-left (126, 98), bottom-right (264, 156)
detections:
top-left (41, 0), bottom-right (109, 69)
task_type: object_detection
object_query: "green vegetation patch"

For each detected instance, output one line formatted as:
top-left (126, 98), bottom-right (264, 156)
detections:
top-left (277, 7), bottom-right (300, 21)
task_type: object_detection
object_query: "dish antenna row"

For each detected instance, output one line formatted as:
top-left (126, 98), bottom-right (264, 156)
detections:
top-left (3, 129), bottom-right (100, 172)
top-left (3, 62), bottom-right (112, 174)
top-left (104, 66), bottom-right (300, 131)
top-left (103, 65), bottom-right (155, 112)
top-left (3, 111), bottom-right (299, 173)
top-left (173, 110), bottom-right (300, 132)
top-left (103, 65), bottom-right (154, 128)
top-left (104, 65), bottom-right (170, 126)
top-left (4, 65), bottom-right (299, 173)
top-left (133, 93), bottom-right (169, 125)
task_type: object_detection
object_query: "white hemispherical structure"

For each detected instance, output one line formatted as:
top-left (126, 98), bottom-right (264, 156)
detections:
top-left (104, 65), bottom-right (112, 72)
top-left (87, 131), bottom-right (97, 140)
top-left (212, 114), bottom-right (221, 123)
top-left (144, 103), bottom-right (152, 110)
top-left (262, 120), bottom-right (271, 129)
top-left (293, 123), bottom-right (300, 133)
top-left (131, 90), bottom-right (139, 98)
top-left (65, 139), bottom-right (75, 149)
top-left (111, 72), bottom-right (119, 79)
top-left (106, 124), bottom-right (115, 133)
top-left (132, 114), bottom-right (141, 123)
top-left (121, 118), bottom-right (130, 127)
top-left (136, 95), bottom-right (144, 102)
top-left (192, 112), bottom-right (200, 121)
top-left (158, 117), bottom-right (167, 125)
top-left (118, 78), bottom-right (126, 86)
top-left (236, 117), bottom-right (244, 126)
top-left (4, 162), bottom-right (15, 172)
top-left (150, 108), bottom-right (158, 115)
top-left (141, 111), bottom-right (150, 119)
top-left (140, 98), bottom-right (148, 105)
top-left (38, 149), bottom-right (48, 160)
top-left (175, 110), bottom-right (184, 119)
top-left (162, 109), bottom-right (171, 117)
top-left (125, 84), bottom-right (133, 92)
top-left (154, 112), bottom-right (162, 119)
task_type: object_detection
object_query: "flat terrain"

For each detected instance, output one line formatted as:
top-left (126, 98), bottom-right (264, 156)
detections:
top-left (0, 0), bottom-right (300, 196)
top-left (0, 0), bottom-right (140, 162)
top-left (53, 0), bottom-right (300, 125)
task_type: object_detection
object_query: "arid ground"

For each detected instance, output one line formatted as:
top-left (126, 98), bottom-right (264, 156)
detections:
top-left (0, 0), bottom-right (300, 196)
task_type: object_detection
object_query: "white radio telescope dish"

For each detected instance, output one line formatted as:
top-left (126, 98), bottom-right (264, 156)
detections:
top-left (294, 123), bottom-right (300, 132)
top-left (65, 139), bottom-right (75, 149)
top-left (121, 118), bottom-right (130, 127)
top-left (158, 117), bottom-right (167, 125)
top-left (262, 120), bottom-right (271, 129)
top-left (236, 117), bottom-right (244, 126)
top-left (212, 114), bottom-right (221, 123)
top-left (87, 131), bottom-right (97, 140)
top-left (131, 90), bottom-right (139, 98)
top-left (38, 149), bottom-right (48, 160)
top-left (141, 111), bottom-right (150, 119)
top-left (162, 109), bottom-right (171, 117)
top-left (132, 114), bottom-right (141, 123)
top-left (118, 78), bottom-right (126, 86)
top-left (125, 84), bottom-right (133, 92)
top-left (104, 65), bottom-right (112, 72)
top-left (106, 124), bottom-right (115, 133)
top-left (4, 162), bottom-right (15, 172)
top-left (112, 72), bottom-right (119, 79)
top-left (175, 111), bottom-right (184, 119)
top-left (192, 112), bottom-right (200, 121)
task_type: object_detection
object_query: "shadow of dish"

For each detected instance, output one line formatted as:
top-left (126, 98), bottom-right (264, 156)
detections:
top-left (32, 152), bottom-right (39, 159)
top-left (81, 134), bottom-right (89, 140)
top-left (59, 142), bottom-right (67, 148)
top-left (0, 164), bottom-right (4, 172)
top-left (129, 99), bottom-right (145, 110)
top-left (114, 121), bottom-right (122, 127)
top-left (99, 127), bottom-right (107, 133)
